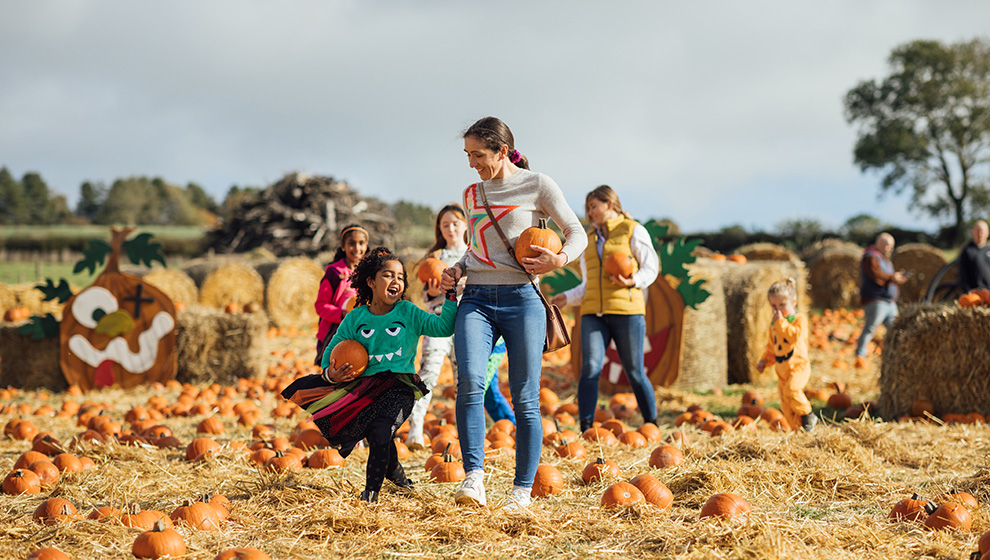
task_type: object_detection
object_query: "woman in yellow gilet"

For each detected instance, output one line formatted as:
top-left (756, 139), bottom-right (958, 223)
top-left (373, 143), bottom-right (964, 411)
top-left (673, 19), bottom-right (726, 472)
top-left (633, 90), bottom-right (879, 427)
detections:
top-left (552, 186), bottom-right (660, 432)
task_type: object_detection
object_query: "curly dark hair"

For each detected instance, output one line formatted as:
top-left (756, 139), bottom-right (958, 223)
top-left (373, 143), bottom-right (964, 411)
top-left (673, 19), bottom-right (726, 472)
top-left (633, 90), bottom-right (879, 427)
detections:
top-left (351, 246), bottom-right (407, 306)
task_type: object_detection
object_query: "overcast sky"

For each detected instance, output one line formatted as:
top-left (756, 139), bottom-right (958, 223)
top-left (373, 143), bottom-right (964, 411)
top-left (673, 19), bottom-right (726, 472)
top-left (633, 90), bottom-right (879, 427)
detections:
top-left (2, 1), bottom-right (989, 233)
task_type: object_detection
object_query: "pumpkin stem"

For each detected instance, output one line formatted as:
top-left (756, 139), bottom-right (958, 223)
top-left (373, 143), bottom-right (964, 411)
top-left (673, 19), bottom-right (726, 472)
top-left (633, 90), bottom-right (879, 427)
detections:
top-left (106, 227), bottom-right (136, 274)
top-left (128, 503), bottom-right (142, 514)
top-left (538, 218), bottom-right (549, 229)
top-left (151, 518), bottom-right (167, 532)
top-left (924, 501), bottom-right (937, 515)
top-left (910, 492), bottom-right (920, 501)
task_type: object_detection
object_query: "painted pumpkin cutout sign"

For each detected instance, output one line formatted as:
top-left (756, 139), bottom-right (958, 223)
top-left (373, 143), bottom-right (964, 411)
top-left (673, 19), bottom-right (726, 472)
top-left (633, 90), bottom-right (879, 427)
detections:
top-left (60, 228), bottom-right (177, 390)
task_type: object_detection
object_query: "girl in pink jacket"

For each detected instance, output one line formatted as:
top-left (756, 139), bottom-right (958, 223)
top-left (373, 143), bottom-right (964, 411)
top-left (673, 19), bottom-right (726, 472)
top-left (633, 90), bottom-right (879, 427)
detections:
top-left (314, 224), bottom-right (369, 365)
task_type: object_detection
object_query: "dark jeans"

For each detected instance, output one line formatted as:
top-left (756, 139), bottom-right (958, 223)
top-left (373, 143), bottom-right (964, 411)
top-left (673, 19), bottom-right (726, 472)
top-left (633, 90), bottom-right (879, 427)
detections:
top-left (578, 313), bottom-right (657, 423)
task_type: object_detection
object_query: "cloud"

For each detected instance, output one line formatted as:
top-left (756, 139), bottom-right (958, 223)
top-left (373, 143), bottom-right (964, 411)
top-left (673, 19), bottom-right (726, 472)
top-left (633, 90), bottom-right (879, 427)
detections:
top-left (1, 1), bottom-right (987, 232)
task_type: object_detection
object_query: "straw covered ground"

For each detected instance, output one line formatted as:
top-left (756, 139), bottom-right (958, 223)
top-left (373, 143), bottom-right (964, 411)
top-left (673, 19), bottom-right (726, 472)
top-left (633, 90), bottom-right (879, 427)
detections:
top-left (1, 306), bottom-right (989, 559)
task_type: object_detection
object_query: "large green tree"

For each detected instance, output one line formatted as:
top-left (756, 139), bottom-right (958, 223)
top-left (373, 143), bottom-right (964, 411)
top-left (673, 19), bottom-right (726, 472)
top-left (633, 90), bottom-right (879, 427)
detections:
top-left (845, 38), bottom-right (990, 244)
top-left (0, 167), bottom-right (27, 224)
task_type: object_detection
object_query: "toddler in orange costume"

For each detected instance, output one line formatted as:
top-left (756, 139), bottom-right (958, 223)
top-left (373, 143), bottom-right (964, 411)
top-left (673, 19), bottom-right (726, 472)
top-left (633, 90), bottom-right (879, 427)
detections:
top-left (756, 278), bottom-right (817, 431)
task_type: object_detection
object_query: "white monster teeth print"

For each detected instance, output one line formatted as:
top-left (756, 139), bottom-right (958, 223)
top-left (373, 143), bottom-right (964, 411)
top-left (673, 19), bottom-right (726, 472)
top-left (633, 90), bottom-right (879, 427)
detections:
top-left (371, 347), bottom-right (402, 363)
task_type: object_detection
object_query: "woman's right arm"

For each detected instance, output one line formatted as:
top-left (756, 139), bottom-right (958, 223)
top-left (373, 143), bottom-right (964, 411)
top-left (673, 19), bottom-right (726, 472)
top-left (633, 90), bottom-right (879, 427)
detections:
top-left (557, 252), bottom-right (588, 307)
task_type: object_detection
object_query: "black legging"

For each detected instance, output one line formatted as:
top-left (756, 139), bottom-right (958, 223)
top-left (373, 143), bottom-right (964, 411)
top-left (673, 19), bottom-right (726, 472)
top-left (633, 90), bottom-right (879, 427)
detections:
top-left (364, 416), bottom-right (407, 493)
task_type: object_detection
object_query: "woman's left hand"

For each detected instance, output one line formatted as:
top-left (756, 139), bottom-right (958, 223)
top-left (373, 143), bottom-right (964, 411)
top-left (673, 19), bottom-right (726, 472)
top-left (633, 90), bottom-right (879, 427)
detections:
top-left (521, 246), bottom-right (565, 275)
top-left (609, 274), bottom-right (634, 288)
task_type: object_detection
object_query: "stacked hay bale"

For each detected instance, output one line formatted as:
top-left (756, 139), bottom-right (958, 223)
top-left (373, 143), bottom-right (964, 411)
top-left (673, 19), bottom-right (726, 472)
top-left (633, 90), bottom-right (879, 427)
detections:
top-left (891, 243), bottom-right (948, 303)
top-left (142, 268), bottom-right (199, 308)
top-left (678, 265), bottom-right (728, 392)
top-left (0, 325), bottom-right (64, 391)
top-left (801, 239), bottom-right (863, 310)
top-left (706, 258), bottom-right (810, 385)
top-left (11, 283), bottom-right (67, 319)
top-left (735, 242), bottom-right (802, 265)
top-left (259, 257), bottom-right (323, 329)
top-left (879, 304), bottom-right (990, 419)
top-left (188, 262), bottom-right (266, 310)
top-left (0, 284), bottom-right (16, 316)
top-left (175, 305), bottom-right (268, 385)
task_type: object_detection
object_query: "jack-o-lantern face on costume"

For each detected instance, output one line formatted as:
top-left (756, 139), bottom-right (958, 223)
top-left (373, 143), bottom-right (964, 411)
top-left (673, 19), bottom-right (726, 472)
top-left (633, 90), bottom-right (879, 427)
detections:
top-left (60, 229), bottom-right (177, 391)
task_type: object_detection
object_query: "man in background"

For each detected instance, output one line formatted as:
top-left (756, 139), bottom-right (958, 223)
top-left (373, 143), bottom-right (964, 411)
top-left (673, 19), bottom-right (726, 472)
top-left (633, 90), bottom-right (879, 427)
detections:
top-left (853, 232), bottom-right (907, 370)
top-left (958, 220), bottom-right (990, 293)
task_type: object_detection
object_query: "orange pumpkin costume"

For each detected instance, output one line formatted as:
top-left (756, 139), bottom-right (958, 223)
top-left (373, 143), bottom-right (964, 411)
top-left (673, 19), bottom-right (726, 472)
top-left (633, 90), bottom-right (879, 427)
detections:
top-left (759, 314), bottom-right (812, 431)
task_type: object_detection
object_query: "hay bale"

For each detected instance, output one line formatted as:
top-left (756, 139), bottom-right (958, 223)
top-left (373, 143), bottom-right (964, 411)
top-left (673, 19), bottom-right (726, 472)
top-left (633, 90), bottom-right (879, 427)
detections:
top-left (262, 257), bottom-right (323, 329)
top-left (677, 266), bottom-right (728, 392)
top-left (802, 239), bottom-right (863, 310)
top-left (197, 262), bottom-right (265, 310)
top-left (0, 283), bottom-right (16, 316)
top-left (715, 260), bottom-right (810, 385)
top-left (891, 243), bottom-right (948, 303)
top-left (175, 305), bottom-right (267, 385)
top-left (13, 283), bottom-right (66, 319)
top-left (735, 242), bottom-right (801, 265)
top-left (142, 268), bottom-right (199, 307)
top-left (0, 325), bottom-right (65, 391)
top-left (879, 304), bottom-right (990, 419)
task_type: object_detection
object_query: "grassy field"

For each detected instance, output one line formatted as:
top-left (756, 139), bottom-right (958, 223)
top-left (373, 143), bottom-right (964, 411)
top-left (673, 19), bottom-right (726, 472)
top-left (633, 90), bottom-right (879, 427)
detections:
top-left (0, 261), bottom-right (96, 286)
top-left (0, 225), bottom-right (206, 241)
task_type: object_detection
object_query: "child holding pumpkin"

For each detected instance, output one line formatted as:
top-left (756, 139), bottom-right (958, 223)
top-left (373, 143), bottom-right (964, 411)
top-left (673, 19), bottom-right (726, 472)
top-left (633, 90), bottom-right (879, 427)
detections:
top-left (283, 247), bottom-right (457, 503)
top-left (756, 278), bottom-right (817, 431)
top-left (313, 224), bottom-right (369, 366)
top-left (406, 204), bottom-right (515, 449)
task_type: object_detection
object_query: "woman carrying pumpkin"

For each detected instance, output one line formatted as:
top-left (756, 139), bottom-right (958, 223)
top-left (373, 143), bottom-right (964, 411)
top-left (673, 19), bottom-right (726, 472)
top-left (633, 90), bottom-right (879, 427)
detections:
top-left (283, 247), bottom-right (457, 503)
top-left (756, 278), bottom-right (817, 431)
top-left (551, 186), bottom-right (660, 433)
top-left (440, 116), bottom-right (587, 509)
top-left (406, 204), bottom-right (514, 449)
top-left (313, 224), bottom-right (369, 365)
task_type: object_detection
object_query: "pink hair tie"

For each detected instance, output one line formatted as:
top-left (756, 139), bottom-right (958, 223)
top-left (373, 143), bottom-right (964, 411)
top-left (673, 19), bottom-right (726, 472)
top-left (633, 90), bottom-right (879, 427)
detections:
top-left (509, 150), bottom-right (522, 164)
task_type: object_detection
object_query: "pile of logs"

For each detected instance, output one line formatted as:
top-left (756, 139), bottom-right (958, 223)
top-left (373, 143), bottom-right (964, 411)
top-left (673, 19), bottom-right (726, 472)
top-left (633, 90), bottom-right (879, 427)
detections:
top-left (206, 172), bottom-right (396, 257)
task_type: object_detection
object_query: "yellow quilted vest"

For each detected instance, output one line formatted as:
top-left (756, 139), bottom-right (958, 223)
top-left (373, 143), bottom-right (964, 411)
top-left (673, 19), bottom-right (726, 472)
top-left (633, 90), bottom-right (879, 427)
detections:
top-left (580, 214), bottom-right (645, 316)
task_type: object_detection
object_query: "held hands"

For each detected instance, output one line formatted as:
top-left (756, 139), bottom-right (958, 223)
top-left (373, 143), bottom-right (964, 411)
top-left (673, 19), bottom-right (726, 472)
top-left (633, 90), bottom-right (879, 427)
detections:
top-left (323, 362), bottom-right (358, 384)
top-left (520, 245), bottom-right (566, 275)
top-left (439, 265), bottom-right (463, 292)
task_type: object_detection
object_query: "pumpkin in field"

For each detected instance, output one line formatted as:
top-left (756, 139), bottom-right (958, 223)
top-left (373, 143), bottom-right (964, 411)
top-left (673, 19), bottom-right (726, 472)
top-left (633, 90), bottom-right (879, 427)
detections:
top-left (582, 457), bottom-right (620, 484)
top-left (600, 482), bottom-right (645, 509)
top-left (889, 493), bottom-right (931, 522)
top-left (215, 548), bottom-right (272, 560)
top-left (938, 490), bottom-right (978, 510)
top-left (604, 252), bottom-right (635, 278)
top-left (328, 339), bottom-right (369, 374)
top-left (514, 218), bottom-right (562, 265)
top-left (3, 469), bottom-right (41, 495)
top-left (418, 258), bottom-right (447, 285)
top-left (27, 548), bottom-right (71, 560)
top-left (132, 519), bottom-right (187, 559)
top-left (924, 502), bottom-right (972, 532)
top-left (61, 228), bottom-right (177, 391)
top-left (958, 292), bottom-right (984, 307)
top-left (727, 254), bottom-right (747, 264)
top-left (629, 474), bottom-right (673, 509)
top-left (910, 398), bottom-right (935, 418)
top-left (170, 498), bottom-right (222, 531)
top-left (531, 464), bottom-right (564, 497)
top-left (33, 498), bottom-right (79, 525)
top-left (649, 445), bottom-right (684, 469)
top-left (699, 492), bottom-right (751, 520)
top-left (430, 449), bottom-right (465, 483)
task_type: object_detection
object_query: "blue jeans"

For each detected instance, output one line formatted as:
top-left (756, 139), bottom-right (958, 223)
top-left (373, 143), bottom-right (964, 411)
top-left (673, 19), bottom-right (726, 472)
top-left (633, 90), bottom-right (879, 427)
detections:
top-left (578, 313), bottom-right (657, 423)
top-left (454, 284), bottom-right (544, 488)
top-left (484, 343), bottom-right (516, 423)
top-left (855, 299), bottom-right (898, 357)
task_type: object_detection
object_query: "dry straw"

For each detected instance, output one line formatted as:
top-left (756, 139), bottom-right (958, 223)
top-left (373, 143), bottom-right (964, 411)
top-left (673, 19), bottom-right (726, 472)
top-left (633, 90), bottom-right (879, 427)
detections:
top-left (679, 265), bottom-right (728, 392)
top-left (0, 324), bottom-right (64, 391)
top-left (12, 283), bottom-right (66, 319)
top-left (879, 304), bottom-right (990, 419)
top-left (175, 305), bottom-right (268, 385)
top-left (260, 258), bottom-right (323, 330)
top-left (709, 260), bottom-right (810, 385)
top-left (0, 283), bottom-right (17, 315)
top-left (193, 262), bottom-right (266, 310)
top-left (141, 267), bottom-right (199, 307)
top-left (801, 239), bottom-right (863, 310)
top-left (735, 242), bottom-right (802, 266)
top-left (891, 243), bottom-right (947, 303)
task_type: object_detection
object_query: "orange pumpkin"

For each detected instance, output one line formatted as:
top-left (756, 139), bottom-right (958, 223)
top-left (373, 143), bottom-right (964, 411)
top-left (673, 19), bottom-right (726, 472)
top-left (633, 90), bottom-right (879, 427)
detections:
top-left (889, 493), bottom-right (931, 522)
top-left (924, 502), bottom-right (972, 532)
top-left (132, 519), bottom-right (187, 559)
top-left (629, 473), bottom-right (673, 509)
top-left (727, 254), bottom-right (747, 264)
top-left (699, 492), bottom-right (751, 520)
top-left (600, 481), bottom-right (645, 509)
top-left (531, 464), bottom-right (564, 497)
top-left (60, 228), bottom-right (177, 391)
top-left (328, 339), bottom-right (369, 375)
top-left (649, 445), bottom-right (684, 469)
top-left (959, 292), bottom-right (984, 307)
top-left (26, 547), bottom-right (71, 560)
top-left (214, 548), bottom-right (272, 560)
top-left (514, 218), bottom-right (562, 265)
top-left (418, 257), bottom-right (447, 285)
top-left (604, 252), bottom-right (634, 278)
top-left (582, 457), bottom-right (620, 484)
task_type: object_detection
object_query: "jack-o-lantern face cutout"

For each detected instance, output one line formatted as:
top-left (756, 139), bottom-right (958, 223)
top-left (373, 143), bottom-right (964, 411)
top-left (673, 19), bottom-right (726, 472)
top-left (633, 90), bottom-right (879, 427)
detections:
top-left (60, 228), bottom-right (177, 391)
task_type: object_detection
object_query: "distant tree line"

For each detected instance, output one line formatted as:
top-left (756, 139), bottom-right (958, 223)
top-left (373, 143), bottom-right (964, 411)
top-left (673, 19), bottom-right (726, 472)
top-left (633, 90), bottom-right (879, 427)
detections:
top-left (0, 167), bottom-right (260, 227)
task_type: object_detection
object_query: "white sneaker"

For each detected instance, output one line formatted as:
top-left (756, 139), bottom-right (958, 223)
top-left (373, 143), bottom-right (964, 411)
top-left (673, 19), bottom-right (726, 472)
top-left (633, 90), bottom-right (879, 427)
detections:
top-left (503, 485), bottom-right (532, 511)
top-left (454, 469), bottom-right (486, 507)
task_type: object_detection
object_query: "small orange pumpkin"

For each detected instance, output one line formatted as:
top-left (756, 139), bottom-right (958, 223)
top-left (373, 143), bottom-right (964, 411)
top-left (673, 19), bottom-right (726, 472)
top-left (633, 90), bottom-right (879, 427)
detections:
top-left (600, 481), bottom-right (645, 509)
top-left (531, 464), bottom-right (564, 498)
top-left (308, 448), bottom-right (345, 469)
top-left (170, 498), bottom-right (222, 531)
top-left (328, 339), bottom-right (369, 375)
top-left (924, 502), bottom-right (972, 532)
top-left (430, 449), bottom-right (465, 483)
top-left (629, 473), bottom-right (673, 509)
top-left (132, 519), bottom-right (187, 559)
top-left (418, 257), bottom-right (447, 285)
top-left (699, 492), bottom-right (751, 520)
top-left (889, 493), bottom-right (930, 522)
top-left (2, 469), bottom-right (42, 495)
top-left (582, 457), bottom-right (620, 484)
top-left (604, 252), bottom-right (634, 278)
top-left (514, 218), bottom-right (562, 265)
top-left (26, 547), bottom-right (71, 560)
top-left (649, 445), bottom-right (684, 469)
